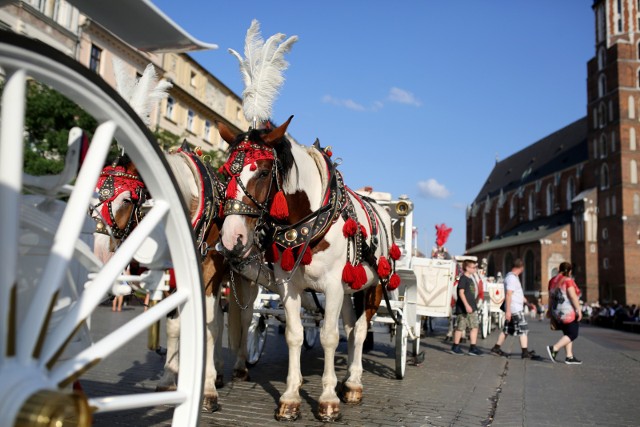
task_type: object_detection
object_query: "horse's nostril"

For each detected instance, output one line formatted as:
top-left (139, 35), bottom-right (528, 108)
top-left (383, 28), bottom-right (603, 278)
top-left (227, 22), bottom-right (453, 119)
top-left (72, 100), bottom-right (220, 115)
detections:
top-left (235, 235), bottom-right (243, 245)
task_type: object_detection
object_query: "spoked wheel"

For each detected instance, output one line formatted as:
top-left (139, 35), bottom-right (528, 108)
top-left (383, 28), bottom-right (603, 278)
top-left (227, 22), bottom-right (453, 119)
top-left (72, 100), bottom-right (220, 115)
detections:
top-left (497, 311), bottom-right (506, 330)
top-left (394, 314), bottom-right (407, 379)
top-left (481, 305), bottom-right (490, 339)
top-left (302, 317), bottom-right (319, 349)
top-left (0, 32), bottom-right (204, 426)
top-left (246, 314), bottom-right (268, 366)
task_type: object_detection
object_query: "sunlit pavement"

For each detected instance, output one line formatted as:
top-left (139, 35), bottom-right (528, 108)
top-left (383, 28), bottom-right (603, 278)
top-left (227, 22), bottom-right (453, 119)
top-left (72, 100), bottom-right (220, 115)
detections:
top-left (83, 305), bottom-right (640, 426)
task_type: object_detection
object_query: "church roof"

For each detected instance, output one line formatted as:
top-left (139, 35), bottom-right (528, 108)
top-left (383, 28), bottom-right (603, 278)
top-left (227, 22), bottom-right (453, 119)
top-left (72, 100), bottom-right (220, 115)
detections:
top-left (473, 117), bottom-right (588, 204)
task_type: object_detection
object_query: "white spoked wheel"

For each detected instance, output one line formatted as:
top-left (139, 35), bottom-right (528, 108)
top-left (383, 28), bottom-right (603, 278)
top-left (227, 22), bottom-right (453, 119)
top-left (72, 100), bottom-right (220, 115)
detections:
top-left (481, 304), bottom-right (490, 339)
top-left (394, 314), bottom-right (407, 380)
top-left (497, 311), bottom-right (506, 330)
top-left (0, 32), bottom-right (204, 427)
top-left (246, 314), bottom-right (268, 367)
top-left (302, 323), bottom-right (318, 350)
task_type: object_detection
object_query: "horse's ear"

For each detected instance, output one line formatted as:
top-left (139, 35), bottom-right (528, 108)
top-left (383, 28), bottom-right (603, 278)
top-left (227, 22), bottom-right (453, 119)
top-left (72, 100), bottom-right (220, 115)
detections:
top-left (217, 121), bottom-right (237, 145)
top-left (263, 115), bottom-right (294, 147)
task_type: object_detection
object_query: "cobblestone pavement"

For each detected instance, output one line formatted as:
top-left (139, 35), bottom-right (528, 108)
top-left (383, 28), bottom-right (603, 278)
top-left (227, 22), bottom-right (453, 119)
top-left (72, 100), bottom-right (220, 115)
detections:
top-left (83, 304), bottom-right (640, 426)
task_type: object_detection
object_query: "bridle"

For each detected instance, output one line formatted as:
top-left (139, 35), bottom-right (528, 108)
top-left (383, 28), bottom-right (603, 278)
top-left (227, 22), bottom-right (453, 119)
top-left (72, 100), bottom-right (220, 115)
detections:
top-left (90, 165), bottom-right (147, 241)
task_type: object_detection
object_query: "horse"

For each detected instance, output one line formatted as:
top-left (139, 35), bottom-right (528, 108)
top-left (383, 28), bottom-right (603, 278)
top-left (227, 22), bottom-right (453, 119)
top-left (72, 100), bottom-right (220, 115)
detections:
top-left (90, 146), bottom-right (258, 412)
top-left (217, 117), bottom-right (401, 422)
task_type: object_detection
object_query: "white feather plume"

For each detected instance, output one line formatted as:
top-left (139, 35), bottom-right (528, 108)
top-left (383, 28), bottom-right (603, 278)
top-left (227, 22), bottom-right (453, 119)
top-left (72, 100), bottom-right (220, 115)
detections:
top-left (112, 58), bottom-right (173, 126)
top-left (229, 19), bottom-right (298, 125)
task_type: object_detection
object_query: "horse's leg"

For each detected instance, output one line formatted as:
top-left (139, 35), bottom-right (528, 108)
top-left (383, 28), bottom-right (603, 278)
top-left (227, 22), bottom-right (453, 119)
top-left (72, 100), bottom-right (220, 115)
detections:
top-left (275, 285), bottom-right (304, 421)
top-left (202, 292), bottom-right (220, 412)
top-left (340, 297), bottom-right (367, 405)
top-left (213, 293), bottom-right (225, 388)
top-left (316, 289), bottom-right (343, 422)
top-left (156, 314), bottom-right (179, 392)
top-left (228, 276), bottom-right (257, 381)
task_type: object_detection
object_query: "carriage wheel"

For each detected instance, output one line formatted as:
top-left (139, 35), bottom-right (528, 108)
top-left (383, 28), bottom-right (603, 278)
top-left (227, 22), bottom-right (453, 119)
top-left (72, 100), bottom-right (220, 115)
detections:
top-left (497, 311), bottom-right (506, 330)
top-left (481, 306), bottom-right (490, 339)
top-left (394, 314), bottom-right (407, 379)
top-left (246, 314), bottom-right (268, 366)
top-left (0, 32), bottom-right (204, 426)
top-left (302, 322), bottom-right (319, 350)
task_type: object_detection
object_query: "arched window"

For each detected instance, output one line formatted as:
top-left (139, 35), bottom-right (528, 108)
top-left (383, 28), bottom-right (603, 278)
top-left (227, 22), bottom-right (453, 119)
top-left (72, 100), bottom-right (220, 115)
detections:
top-left (605, 197), bottom-right (611, 216)
top-left (612, 194), bottom-right (617, 215)
top-left (487, 255), bottom-right (496, 278)
top-left (593, 139), bottom-right (599, 158)
top-left (632, 159), bottom-right (638, 184)
top-left (634, 193), bottom-right (640, 215)
top-left (599, 74), bottom-right (607, 98)
top-left (509, 196), bottom-right (516, 219)
top-left (598, 46), bottom-right (606, 69)
top-left (600, 134), bottom-right (608, 158)
top-left (546, 184), bottom-right (554, 215)
top-left (504, 252), bottom-right (514, 275)
top-left (631, 127), bottom-right (637, 151)
top-left (611, 130), bottom-right (616, 152)
top-left (566, 177), bottom-right (575, 209)
top-left (601, 163), bottom-right (610, 189)
top-left (599, 103), bottom-right (606, 127)
top-left (630, 95), bottom-right (636, 119)
top-left (482, 213), bottom-right (487, 242)
top-left (528, 192), bottom-right (535, 220)
top-left (495, 208), bottom-right (500, 235)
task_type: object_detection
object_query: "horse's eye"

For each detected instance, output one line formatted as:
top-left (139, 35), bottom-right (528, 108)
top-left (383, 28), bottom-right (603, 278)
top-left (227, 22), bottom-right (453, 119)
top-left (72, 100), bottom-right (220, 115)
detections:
top-left (258, 169), bottom-right (270, 179)
top-left (122, 199), bottom-right (132, 205)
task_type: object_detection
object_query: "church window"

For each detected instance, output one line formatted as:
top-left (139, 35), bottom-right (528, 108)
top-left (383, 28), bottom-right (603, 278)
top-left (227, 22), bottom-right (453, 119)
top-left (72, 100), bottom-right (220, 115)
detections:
top-left (631, 127), bottom-right (637, 151)
top-left (509, 196), bottom-right (516, 218)
top-left (632, 159), bottom-right (638, 184)
top-left (598, 74), bottom-right (606, 98)
top-left (600, 134), bottom-right (608, 158)
top-left (528, 192), bottom-right (535, 221)
top-left (630, 96), bottom-right (636, 119)
top-left (634, 193), bottom-right (640, 215)
top-left (566, 177), bottom-right (575, 209)
top-left (600, 163), bottom-right (610, 190)
top-left (546, 184), bottom-right (554, 215)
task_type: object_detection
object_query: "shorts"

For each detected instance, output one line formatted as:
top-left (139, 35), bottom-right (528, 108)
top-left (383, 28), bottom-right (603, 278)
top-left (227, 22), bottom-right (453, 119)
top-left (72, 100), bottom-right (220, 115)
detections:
top-left (455, 312), bottom-right (479, 331)
top-left (502, 311), bottom-right (529, 336)
top-left (559, 320), bottom-right (580, 341)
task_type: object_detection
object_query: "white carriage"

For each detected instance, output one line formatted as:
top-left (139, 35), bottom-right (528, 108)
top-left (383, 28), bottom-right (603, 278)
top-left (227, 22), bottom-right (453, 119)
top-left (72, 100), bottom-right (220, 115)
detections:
top-left (0, 1), bottom-right (219, 425)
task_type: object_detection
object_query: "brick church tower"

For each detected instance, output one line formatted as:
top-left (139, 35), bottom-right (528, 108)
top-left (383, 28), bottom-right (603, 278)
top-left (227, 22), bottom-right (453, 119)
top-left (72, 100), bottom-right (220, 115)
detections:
top-left (589, 0), bottom-right (640, 303)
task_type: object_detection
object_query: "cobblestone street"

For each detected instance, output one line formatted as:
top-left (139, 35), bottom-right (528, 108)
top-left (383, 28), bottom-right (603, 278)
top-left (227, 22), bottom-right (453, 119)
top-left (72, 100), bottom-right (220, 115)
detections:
top-left (84, 305), bottom-right (640, 426)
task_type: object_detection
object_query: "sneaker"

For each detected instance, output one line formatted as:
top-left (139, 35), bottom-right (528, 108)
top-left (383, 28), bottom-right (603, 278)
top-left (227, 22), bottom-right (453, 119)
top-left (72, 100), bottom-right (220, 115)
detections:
top-left (490, 347), bottom-right (509, 358)
top-left (449, 345), bottom-right (465, 355)
top-left (522, 350), bottom-right (543, 360)
top-left (565, 356), bottom-right (582, 365)
top-left (468, 347), bottom-right (483, 356)
top-left (546, 345), bottom-right (558, 363)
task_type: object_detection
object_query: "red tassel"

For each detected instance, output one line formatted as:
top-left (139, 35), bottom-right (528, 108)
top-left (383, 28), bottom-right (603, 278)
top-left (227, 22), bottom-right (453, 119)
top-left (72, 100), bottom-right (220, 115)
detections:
top-left (281, 247), bottom-right (295, 271)
top-left (270, 190), bottom-right (289, 220)
top-left (389, 243), bottom-right (401, 261)
top-left (377, 256), bottom-right (391, 278)
top-left (299, 246), bottom-right (312, 265)
top-left (266, 243), bottom-right (280, 263)
top-left (354, 263), bottom-right (368, 288)
top-left (359, 224), bottom-right (368, 239)
top-left (387, 273), bottom-right (401, 290)
top-left (342, 261), bottom-right (355, 284)
top-left (226, 176), bottom-right (238, 199)
top-left (343, 218), bottom-right (358, 237)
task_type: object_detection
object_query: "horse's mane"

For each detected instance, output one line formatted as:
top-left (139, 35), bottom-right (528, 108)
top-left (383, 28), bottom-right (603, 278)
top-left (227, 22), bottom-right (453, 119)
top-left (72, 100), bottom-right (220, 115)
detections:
top-left (165, 153), bottom-right (200, 220)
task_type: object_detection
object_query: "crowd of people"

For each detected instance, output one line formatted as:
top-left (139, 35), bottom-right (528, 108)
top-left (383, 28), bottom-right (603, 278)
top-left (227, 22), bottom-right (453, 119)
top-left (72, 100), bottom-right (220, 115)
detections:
top-left (584, 300), bottom-right (639, 329)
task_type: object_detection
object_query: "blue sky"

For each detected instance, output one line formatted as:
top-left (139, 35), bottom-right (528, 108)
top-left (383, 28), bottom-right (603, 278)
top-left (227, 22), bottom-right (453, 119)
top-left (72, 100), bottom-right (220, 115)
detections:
top-left (152, 0), bottom-right (594, 256)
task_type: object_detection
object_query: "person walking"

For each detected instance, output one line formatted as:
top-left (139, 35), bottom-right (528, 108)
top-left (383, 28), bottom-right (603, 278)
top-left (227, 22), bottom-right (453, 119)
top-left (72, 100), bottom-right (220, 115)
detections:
top-left (546, 262), bottom-right (583, 365)
top-left (490, 258), bottom-right (541, 359)
top-left (449, 259), bottom-right (483, 356)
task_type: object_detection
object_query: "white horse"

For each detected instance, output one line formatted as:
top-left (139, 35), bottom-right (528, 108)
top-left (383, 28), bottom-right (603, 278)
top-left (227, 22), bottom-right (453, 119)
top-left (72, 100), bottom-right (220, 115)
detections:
top-left (217, 118), bottom-right (399, 422)
top-left (91, 149), bottom-right (257, 412)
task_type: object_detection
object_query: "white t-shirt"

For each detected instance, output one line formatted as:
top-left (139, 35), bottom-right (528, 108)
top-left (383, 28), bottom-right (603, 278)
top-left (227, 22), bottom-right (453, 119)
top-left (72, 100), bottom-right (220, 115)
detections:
top-left (504, 271), bottom-right (524, 313)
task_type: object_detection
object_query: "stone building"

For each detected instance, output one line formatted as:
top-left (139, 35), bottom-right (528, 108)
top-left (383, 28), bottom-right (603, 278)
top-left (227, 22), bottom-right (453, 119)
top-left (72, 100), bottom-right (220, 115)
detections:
top-left (467, 0), bottom-right (640, 306)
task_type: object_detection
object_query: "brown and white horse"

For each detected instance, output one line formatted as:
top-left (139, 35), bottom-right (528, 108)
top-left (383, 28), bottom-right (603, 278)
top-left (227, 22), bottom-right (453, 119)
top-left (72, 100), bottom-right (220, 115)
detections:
top-left (217, 118), bottom-right (400, 422)
top-left (91, 148), bottom-right (257, 412)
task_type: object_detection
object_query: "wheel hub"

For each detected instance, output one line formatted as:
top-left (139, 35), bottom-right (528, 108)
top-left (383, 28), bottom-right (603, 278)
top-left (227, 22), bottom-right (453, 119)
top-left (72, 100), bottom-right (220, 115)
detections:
top-left (15, 389), bottom-right (91, 427)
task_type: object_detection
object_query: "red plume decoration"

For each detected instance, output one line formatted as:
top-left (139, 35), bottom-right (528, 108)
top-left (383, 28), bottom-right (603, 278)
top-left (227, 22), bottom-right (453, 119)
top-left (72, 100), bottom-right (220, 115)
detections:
top-left (342, 261), bottom-right (355, 284)
top-left (343, 218), bottom-right (358, 238)
top-left (377, 256), bottom-right (391, 278)
top-left (281, 247), bottom-right (295, 271)
top-left (390, 243), bottom-right (401, 261)
top-left (270, 190), bottom-right (289, 220)
top-left (387, 273), bottom-right (401, 290)
top-left (435, 223), bottom-right (453, 247)
top-left (299, 246), bottom-right (313, 265)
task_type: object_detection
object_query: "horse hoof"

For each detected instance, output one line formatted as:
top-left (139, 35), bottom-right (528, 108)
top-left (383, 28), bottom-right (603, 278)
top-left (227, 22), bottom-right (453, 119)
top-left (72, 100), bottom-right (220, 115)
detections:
top-left (342, 384), bottom-right (363, 405)
top-left (232, 368), bottom-right (250, 382)
top-left (202, 395), bottom-right (220, 413)
top-left (215, 374), bottom-right (224, 389)
top-left (155, 385), bottom-right (177, 392)
top-left (275, 402), bottom-right (300, 421)
top-left (318, 401), bottom-right (342, 422)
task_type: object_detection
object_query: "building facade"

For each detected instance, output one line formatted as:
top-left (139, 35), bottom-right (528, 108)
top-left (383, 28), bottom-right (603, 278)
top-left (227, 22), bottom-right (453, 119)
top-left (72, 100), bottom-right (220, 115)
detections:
top-left (1, 0), bottom-right (248, 153)
top-left (466, 0), bottom-right (640, 306)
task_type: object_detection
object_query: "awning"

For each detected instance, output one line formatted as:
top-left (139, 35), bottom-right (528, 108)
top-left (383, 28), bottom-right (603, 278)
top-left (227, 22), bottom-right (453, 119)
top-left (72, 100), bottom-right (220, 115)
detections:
top-left (465, 224), bottom-right (566, 254)
top-left (66, 0), bottom-right (218, 52)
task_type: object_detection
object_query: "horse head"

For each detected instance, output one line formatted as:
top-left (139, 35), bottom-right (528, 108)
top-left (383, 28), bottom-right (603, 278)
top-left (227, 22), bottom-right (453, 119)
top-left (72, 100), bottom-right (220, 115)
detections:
top-left (91, 157), bottom-right (147, 253)
top-left (217, 117), bottom-right (301, 260)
